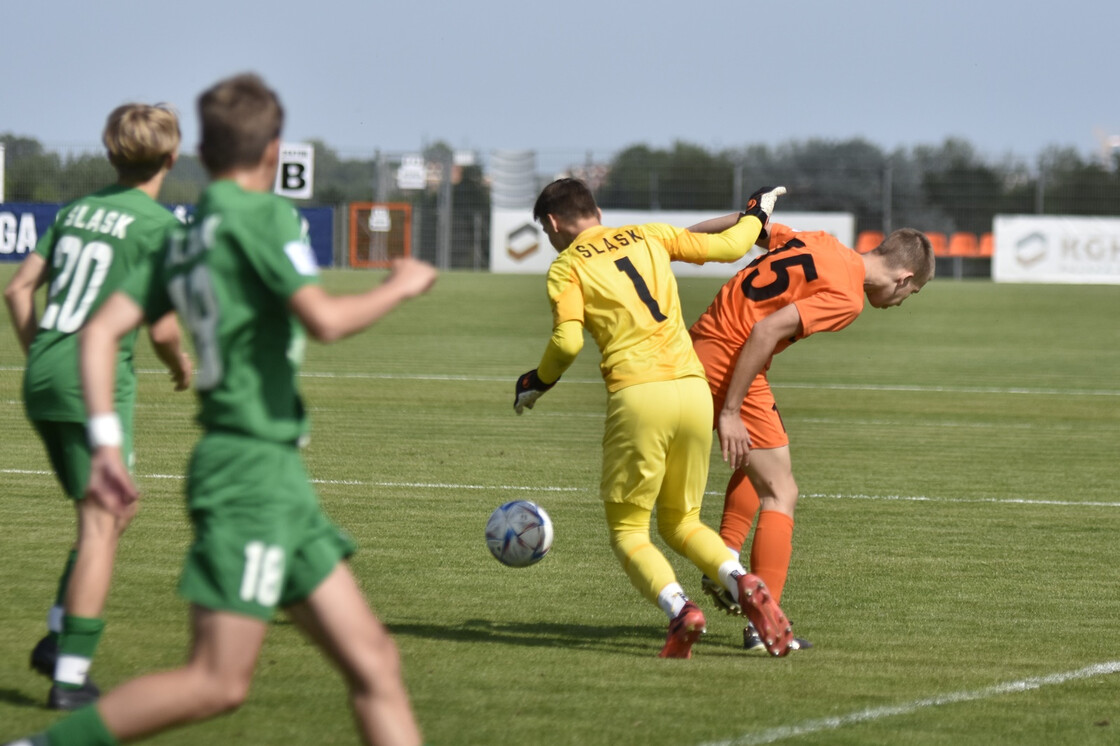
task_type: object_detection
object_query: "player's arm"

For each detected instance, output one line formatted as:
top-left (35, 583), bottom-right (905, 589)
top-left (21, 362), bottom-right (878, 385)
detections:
top-left (147, 311), bottom-right (193, 392)
top-left (3, 252), bottom-right (49, 355)
top-left (687, 213), bottom-right (741, 235)
top-left (80, 291), bottom-right (148, 515)
top-left (691, 215), bottom-right (765, 262)
top-left (514, 320), bottom-right (583, 414)
top-left (289, 257), bottom-right (437, 343)
top-left (718, 303), bottom-right (802, 470)
top-left (538, 320), bottom-right (583, 383)
top-left (685, 186), bottom-right (787, 262)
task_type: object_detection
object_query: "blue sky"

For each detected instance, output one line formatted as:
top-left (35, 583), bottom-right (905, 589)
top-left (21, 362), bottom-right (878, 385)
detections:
top-left (3, 0), bottom-right (1117, 168)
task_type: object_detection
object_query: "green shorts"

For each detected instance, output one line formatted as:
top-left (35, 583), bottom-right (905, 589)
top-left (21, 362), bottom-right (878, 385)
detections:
top-left (32, 419), bottom-right (135, 501)
top-left (179, 432), bottom-right (356, 621)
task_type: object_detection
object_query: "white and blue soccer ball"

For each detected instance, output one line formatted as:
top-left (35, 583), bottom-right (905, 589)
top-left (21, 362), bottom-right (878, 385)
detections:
top-left (485, 500), bottom-right (553, 567)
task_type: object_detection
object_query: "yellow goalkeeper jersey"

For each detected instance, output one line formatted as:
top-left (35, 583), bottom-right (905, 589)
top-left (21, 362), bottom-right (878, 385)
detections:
top-left (547, 222), bottom-right (716, 392)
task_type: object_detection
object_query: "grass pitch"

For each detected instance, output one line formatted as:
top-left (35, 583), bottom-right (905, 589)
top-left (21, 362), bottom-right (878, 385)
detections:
top-left (1, 266), bottom-right (1118, 745)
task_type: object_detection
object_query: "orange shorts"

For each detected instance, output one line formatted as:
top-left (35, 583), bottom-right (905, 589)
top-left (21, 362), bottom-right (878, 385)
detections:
top-left (693, 337), bottom-right (789, 450)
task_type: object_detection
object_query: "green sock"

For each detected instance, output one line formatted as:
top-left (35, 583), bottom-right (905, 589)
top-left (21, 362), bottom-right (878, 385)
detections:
top-left (48, 550), bottom-right (79, 637)
top-left (45, 703), bottom-right (120, 746)
top-left (56, 615), bottom-right (105, 689)
top-left (54, 549), bottom-right (78, 606)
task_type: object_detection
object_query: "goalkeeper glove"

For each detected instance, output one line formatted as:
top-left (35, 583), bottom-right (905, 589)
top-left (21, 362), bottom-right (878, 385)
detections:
top-left (514, 369), bottom-right (557, 415)
top-left (740, 186), bottom-right (787, 239)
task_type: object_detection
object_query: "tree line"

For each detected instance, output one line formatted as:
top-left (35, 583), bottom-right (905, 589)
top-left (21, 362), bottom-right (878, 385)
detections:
top-left (5, 133), bottom-right (1120, 242)
top-left (594, 139), bottom-right (1120, 234)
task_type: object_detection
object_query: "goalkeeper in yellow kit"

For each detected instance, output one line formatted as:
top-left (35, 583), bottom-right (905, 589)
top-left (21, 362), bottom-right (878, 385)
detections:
top-left (514, 178), bottom-right (795, 657)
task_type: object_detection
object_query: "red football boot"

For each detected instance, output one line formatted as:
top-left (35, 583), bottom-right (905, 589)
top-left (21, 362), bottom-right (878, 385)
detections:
top-left (658, 601), bottom-right (707, 659)
top-left (735, 573), bottom-right (794, 657)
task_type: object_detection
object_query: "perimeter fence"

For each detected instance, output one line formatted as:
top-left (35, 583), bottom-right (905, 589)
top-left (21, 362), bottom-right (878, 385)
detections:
top-left (4, 140), bottom-right (1119, 271)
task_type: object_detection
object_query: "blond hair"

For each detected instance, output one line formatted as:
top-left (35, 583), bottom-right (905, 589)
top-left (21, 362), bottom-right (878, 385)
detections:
top-left (102, 103), bottom-right (180, 183)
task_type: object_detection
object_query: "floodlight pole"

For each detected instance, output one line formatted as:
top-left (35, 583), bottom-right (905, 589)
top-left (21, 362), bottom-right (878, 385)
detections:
top-left (881, 160), bottom-right (893, 235)
top-left (733, 162), bottom-right (744, 210)
top-left (1035, 160), bottom-right (1046, 214)
top-left (436, 150), bottom-right (452, 270)
top-left (371, 150), bottom-right (389, 262)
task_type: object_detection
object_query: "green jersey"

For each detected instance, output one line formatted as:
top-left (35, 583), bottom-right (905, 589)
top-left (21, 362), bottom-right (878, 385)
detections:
top-left (23, 185), bottom-right (178, 422)
top-left (126, 180), bottom-right (319, 444)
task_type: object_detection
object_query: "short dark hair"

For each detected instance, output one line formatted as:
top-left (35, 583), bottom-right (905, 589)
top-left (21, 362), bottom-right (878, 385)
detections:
top-left (532, 178), bottom-right (598, 225)
top-left (197, 73), bottom-right (284, 175)
top-left (872, 228), bottom-right (936, 284)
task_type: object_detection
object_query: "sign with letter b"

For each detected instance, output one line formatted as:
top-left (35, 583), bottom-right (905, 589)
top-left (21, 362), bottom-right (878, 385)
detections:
top-left (274, 142), bottom-right (315, 200)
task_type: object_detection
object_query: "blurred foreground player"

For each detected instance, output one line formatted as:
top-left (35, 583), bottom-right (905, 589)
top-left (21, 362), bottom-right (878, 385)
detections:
top-left (8, 73), bottom-right (435, 746)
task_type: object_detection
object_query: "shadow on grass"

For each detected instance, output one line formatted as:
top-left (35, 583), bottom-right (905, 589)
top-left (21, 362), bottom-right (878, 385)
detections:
top-left (388, 617), bottom-right (745, 658)
top-left (0, 685), bottom-right (43, 708)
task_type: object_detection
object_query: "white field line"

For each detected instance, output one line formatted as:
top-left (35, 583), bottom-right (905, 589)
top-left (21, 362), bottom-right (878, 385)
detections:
top-left (776, 382), bottom-right (1120, 397)
top-left (218, 372), bottom-right (1120, 397)
top-left (700, 660), bottom-right (1120, 746)
top-left (1, 366), bottom-right (1119, 397)
top-left (1, 468), bottom-right (1117, 508)
top-left (5, 461), bottom-right (1118, 742)
top-left (799, 492), bottom-right (1120, 508)
top-left (0, 402), bottom-right (1112, 436)
top-left (0, 468), bottom-right (583, 493)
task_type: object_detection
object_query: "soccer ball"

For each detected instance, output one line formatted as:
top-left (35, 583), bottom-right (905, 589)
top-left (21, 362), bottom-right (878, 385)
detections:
top-left (485, 500), bottom-right (553, 567)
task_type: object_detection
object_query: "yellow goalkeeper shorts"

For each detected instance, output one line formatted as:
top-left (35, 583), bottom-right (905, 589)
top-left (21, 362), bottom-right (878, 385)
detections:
top-left (599, 375), bottom-right (713, 513)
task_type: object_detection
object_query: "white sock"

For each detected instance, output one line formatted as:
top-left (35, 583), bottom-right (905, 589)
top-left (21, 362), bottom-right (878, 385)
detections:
top-left (717, 560), bottom-right (748, 603)
top-left (54, 654), bottom-right (91, 686)
top-left (656, 582), bottom-right (688, 619)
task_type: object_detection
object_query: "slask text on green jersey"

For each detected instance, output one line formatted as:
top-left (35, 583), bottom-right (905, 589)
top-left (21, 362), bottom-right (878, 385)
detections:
top-left (24, 185), bottom-right (178, 422)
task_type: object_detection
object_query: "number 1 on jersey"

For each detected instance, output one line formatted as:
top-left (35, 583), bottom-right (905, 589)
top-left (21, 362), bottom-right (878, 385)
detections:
top-left (614, 257), bottom-right (667, 322)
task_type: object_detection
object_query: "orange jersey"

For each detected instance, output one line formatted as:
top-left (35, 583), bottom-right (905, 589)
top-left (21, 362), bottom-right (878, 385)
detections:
top-left (548, 222), bottom-right (729, 392)
top-left (689, 223), bottom-right (866, 390)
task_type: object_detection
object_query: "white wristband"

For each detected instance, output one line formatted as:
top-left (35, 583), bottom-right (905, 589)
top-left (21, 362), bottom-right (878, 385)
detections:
top-left (87, 413), bottom-right (123, 449)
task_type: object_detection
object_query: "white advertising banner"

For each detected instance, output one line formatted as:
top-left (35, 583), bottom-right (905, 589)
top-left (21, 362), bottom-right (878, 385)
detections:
top-left (491, 208), bottom-right (855, 276)
top-left (993, 215), bottom-right (1120, 284)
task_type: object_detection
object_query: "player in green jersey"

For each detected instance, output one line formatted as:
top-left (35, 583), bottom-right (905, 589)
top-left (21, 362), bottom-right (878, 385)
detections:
top-left (8, 74), bottom-right (434, 746)
top-left (3, 103), bottom-right (192, 711)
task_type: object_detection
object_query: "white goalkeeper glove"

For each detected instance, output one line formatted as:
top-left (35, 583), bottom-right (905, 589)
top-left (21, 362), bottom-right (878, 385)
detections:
top-left (740, 186), bottom-right (787, 239)
top-left (514, 369), bottom-right (558, 415)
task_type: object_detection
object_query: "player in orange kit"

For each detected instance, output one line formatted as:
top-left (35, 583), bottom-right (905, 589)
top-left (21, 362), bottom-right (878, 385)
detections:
top-left (687, 216), bottom-right (934, 651)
